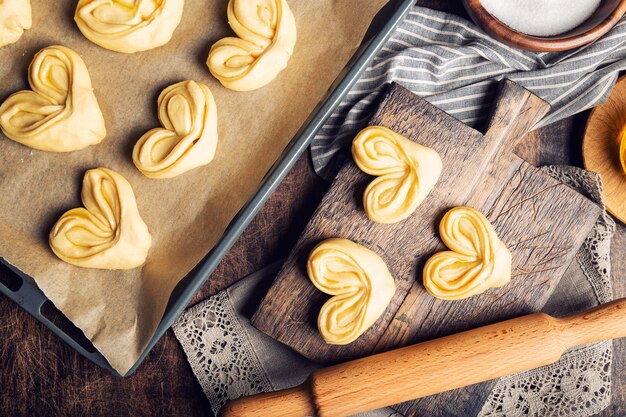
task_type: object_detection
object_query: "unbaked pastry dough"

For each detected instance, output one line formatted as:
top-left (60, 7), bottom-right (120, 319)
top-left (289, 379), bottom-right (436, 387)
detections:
top-left (619, 124), bottom-right (626, 176)
top-left (0, 0), bottom-right (31, 48)
top-left (133, 80), bottom-right (218, 179)
top-left (307, 238), bottom-right (396, 345)
top-left (49, 168), bottom-right (152, 270)
top-left (207, 0), bottom-right (297, 91)
top-left (0, 45), bottom-right (106, 152)
top-left (75, 0), bottom-right (184, 53)
top-left (423, 206), bottom-right (511, 300)
top-left (352, 126), bottom-right (442, 224)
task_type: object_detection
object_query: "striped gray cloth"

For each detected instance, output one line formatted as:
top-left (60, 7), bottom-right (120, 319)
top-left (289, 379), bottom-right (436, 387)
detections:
top-left (311, 6), bottom-right (626, 180)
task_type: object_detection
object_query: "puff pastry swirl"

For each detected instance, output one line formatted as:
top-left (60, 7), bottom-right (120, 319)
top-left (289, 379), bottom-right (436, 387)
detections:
top-left (0, 45), bottom-right (106, 152)
top-left (352, 126), bottom-right (442, 224)
top-left (133, 80), bottom-right (218, 179)
top-left (75, 0), bottom-right (184, 53)
top-left (423, 207), bottom-right (511, 300)
top-left (0, 0), bottom-right (31, 48)
top-left (50, 168), bottom-right (152, 270)
top-left (207, 0), bottom-right (297, 91)
top-left (307, 238), bottom-right (396, 345)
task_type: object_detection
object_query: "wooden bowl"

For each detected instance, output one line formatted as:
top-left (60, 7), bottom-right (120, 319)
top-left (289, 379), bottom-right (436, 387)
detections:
top-left (583, 75), bottom-right (626, 224)
top-left (463, 0), bottom-right (626, 52)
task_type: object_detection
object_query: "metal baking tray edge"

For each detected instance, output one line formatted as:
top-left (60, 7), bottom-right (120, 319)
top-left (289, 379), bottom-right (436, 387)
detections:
top-left (0, 0), bottom-right (414, 377)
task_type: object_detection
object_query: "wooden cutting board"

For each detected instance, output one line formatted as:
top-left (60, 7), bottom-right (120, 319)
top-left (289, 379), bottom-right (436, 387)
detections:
top-left (251, 80), bottom-right (601, 417)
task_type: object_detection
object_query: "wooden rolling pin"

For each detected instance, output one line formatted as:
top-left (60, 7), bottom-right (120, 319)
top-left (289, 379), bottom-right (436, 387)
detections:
top-left (218, 298), bottom-right (626, 417)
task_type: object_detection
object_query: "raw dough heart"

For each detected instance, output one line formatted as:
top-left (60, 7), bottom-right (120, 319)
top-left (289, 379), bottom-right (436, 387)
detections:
top-left (423, 206), bottom-right (511, 300)
top-left (49, 168), bottom-right (152, 270)
top-left (0, 45), bottom-right (106, 152)
top-left (207, 0), bottom-right (297, 91)
top-left (75, 0), bottom-right (184, 53)
top-left (307, 238), bottom-right (396, 345)
top-left (133, 80), bottom-right (218, 179)
top-left (352, 126), bottom-right (442, 224)
top-left (0, 0), bottom-right (31, 48)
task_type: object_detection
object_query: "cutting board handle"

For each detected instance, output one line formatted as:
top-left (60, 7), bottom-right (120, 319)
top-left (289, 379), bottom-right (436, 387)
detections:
top-left (219, 299), bottom-right (626, 417)
top-left (556, 298), bottom-right (626, 349)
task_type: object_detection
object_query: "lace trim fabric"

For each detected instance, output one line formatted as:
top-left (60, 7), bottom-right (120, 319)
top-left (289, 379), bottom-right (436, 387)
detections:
top-left (172, 291), bottom-right (273, 416)
top-left (480, 342), bottom-right (612, 417)
top-left (173, 166), bottom-right (614, 417)
top-left (541, 165), bottom-right (615, 305)
top-left (479, 166), bottom-right (615, 417)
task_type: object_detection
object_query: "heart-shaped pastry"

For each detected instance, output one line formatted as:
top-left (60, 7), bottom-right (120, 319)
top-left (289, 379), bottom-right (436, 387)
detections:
top-left (0, 0), bottom-right (31, 48)
top-left (0, 45), bottom-right (106, 152)
top-left (207, 0), bottom-right (297, 91)
top-left (423, 206), bottom-right (511, 300)
top-left (49, 167), bottom-right (152, 270)
top-left (352, 126), bottom-right (442, 224)
top-left (307, 238), bottom-right (396, 345)
top-left (75, 0), bottom-right (184, 53)
top-left (133, 80), bottom-right (218, 179)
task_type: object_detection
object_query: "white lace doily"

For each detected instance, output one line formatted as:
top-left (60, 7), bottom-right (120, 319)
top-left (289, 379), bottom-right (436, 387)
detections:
top-left (173, 291), bottom-right (273, 414)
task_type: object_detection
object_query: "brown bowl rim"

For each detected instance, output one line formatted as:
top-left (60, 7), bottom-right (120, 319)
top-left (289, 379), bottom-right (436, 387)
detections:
top-left (463, 0), bottom-right (626, 52)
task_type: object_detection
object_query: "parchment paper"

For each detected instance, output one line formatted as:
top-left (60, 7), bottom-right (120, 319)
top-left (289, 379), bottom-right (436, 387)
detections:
top-left (0, 0), bottom-right (388, 375)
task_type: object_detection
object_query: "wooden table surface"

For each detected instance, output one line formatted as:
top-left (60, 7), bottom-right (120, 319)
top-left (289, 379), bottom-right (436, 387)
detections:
top-left (2, 2), bottom-right (626, 416)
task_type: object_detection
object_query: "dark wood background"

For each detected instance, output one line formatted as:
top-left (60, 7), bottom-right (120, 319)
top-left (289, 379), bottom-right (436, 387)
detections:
top-left (2, 1), bottom-right (626, 416)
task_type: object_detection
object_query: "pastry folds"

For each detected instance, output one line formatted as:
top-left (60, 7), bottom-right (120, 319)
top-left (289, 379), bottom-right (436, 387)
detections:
top-left (352, 126), bottom-right (442, 224)
top-left (207, 0), bottom-right (297, 91)
top-left (133, 80), bottom-right (218, 179)
top-left (0, 0), bottom-right (31, 48)
top-left (75, 0), bottom-right (184, 53)
top-left (0, 45), bottom-right (106, 152)
top-left (49, 168), bottom-right (152, 270)
top-left (307, 238), bottom-right (396, 345)
top-left (423, 206), bottom-right (511, 300)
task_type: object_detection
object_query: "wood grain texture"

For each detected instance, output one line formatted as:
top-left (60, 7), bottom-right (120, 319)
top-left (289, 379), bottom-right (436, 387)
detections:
top-left (222, 299), bottom-right (626, 417)
top-left (463, 0), bottom-right (626, 52)
top-left (583, 74), bottom-right (626, 225)
top-left (253, 82), bottom-right (480, 360)
top-left (252, 81), bottom-right (602, 417)
top-left (218, 386), bottom-right (315, 417)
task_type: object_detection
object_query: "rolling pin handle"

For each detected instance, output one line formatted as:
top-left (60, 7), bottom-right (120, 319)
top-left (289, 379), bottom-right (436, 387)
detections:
top-left (556, 298), bottom-right (626, 349)
top-left (217, 383), bottom-right (315, 417)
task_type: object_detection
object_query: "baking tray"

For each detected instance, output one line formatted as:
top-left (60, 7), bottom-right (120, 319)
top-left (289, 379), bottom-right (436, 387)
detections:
top-left (0, 0), bottom-right (414, 377)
